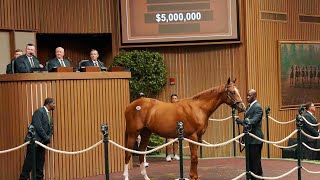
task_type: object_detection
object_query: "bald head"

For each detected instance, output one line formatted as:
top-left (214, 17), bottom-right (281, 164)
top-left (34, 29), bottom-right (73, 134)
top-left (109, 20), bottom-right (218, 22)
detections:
top-left (247, 89), bottom-right (257, 103)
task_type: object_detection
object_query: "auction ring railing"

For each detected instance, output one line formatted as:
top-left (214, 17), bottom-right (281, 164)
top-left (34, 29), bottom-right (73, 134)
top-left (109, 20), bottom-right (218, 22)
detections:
top-left (1, 107), bottom-right (320, 180)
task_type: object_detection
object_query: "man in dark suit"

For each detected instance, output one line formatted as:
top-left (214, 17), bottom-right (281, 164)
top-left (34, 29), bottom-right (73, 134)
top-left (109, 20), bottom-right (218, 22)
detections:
top-left (14, 43), bottom-right (43, 73)
top-left (47, 47), bottom-right (72, 72)
top-left (236, 89), bottom-right (264, 179)
top-left (6, 49), bottom-right (23, 74)
top-left (19, 98), bottom-right (55, 180)
top-left (82, 49), bottom-right (106, 68)
top-left (302, 102), bottom-right (319, 159)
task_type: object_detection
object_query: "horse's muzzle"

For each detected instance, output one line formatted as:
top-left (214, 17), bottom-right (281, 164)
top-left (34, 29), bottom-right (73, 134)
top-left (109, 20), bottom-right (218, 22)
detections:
top-left (234, 102), bottom-right (246, 112)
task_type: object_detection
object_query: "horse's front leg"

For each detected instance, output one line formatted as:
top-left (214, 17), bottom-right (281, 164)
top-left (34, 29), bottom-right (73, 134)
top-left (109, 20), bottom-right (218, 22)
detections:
top-left (189, 141), bottom-right (200, 180)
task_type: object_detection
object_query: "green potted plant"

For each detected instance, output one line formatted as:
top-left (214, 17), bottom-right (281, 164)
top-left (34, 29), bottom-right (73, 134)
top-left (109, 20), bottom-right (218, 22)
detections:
top-left (112, 50), bottom-right (167, 101)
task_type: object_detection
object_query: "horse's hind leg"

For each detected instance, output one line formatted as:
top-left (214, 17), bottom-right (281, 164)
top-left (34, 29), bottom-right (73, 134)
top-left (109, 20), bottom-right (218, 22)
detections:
top-left (138, 128), bottom-right (152, 180)
top-left (123, 132), bottom-right (139, 180)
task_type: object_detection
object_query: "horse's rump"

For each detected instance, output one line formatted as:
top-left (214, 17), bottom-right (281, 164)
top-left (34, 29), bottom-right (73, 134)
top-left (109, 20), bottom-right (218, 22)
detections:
top-left (125, 98), bottom-right (177, 137)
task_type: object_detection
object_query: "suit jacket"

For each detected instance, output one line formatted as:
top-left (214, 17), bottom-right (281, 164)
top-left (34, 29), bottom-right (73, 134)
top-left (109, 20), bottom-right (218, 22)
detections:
top-left (14, 55), bottom-right (40, 73)
top-left (47, 58), bottom-right (72, 72)
top-left (6, 62), bottom-right (13, 74)
top-left (302, 111), bottom-right (319, 143)
top-left (82, 60), bottom-right (105, 68)
top-left (244, 101), bottom-right (264, 144)
top-left (25, 107), bottom-right (53, 145)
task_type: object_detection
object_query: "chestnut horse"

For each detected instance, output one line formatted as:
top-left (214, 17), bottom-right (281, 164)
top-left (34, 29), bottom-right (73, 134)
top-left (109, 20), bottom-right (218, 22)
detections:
top-left (123, 78), bottom-right (246, 180)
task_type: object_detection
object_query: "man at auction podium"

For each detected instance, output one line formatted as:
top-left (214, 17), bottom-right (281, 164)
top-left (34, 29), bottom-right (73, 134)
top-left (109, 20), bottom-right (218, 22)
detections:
top-left (47, 47), bottom-right (72, 72)
top-left (82, 49), bottom-right (106, 69)
top-left (14, 43), bottom-right (43, 73)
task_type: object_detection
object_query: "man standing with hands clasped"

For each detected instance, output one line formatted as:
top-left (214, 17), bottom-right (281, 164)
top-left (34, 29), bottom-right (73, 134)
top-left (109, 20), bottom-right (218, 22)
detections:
top-left (236, 89), bottom-right (264, 180)
top-left (19, 98), bottom-right (55, 180)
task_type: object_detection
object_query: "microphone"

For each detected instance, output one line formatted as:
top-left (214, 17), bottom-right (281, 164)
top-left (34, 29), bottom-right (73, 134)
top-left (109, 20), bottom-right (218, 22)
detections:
top-left (29, 52), bottom-right (38, 59)
top-left (66, 56), bottom-right (75, 68)
top-left (66, 56), bottom-right (72, 62)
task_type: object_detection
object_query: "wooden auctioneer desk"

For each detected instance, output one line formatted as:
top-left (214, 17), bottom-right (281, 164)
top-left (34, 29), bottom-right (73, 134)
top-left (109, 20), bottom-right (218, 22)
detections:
top-left (0, 72), bottom-right (130, 180)
top-left (52, 66), bottom-right (73, 72)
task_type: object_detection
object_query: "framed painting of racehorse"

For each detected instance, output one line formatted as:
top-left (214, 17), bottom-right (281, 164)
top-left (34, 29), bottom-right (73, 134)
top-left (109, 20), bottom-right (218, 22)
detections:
top-left (278, 41), bottom-right (320, 109)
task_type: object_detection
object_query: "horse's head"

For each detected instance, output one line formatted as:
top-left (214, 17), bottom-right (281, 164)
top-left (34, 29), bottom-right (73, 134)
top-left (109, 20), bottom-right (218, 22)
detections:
top-left (224, 78), bottom-right (246, 112)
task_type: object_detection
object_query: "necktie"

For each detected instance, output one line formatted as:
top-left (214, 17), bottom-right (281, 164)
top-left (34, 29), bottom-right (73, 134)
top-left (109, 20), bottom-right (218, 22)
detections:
top-left (47, 112), bottom-right (51, 124)
top-left (29, 57), bottom-right (35, 68)
top-left (60, 60), bottom-right (66, 67)
top-left (94, 61), bottom-right (98, 67)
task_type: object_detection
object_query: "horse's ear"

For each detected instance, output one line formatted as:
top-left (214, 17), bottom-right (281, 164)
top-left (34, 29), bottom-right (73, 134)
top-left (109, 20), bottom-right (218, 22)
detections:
top-left (227, 77), bottom-right (231, 84)
top-left (233, 78), bottom-right (237, 83)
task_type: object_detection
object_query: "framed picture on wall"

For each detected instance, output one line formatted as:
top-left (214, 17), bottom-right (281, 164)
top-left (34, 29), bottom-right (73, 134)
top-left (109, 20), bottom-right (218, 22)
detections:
top-left (278, 41), bottom-right (320, 109)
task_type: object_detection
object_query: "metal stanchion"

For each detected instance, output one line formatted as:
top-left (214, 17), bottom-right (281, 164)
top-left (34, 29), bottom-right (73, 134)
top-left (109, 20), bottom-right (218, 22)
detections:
top-left (28, 125), bottom-right (36, 180)
top-left (265, 106), bottom-right (270, 159)
top-left (101, 124), bottom-right (109, 180)
top-left (296, 106), bottom-right (304, 180)
top-left (232, 108), bottom-right (236, 157)
top-left (177, 121), bottom-right (185, 180)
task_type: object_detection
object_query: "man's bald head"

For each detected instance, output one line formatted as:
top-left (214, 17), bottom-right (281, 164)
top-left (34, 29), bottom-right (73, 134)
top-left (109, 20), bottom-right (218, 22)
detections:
top-left (247, 89), bottom-right (257, 103)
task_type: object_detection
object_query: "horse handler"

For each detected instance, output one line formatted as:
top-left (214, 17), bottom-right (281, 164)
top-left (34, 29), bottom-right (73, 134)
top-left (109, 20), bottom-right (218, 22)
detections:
top-left (236, 89), bottom-right (264, 180)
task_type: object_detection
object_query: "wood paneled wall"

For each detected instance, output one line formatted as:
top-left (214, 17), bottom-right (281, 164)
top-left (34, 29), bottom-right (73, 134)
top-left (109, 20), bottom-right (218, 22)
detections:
top-left (38, 0), bottom-right (113, 34)
top-left (245, 0), bottom-right (320, 158)
top-left (0, 73), bottom-right (130, 180)
top-left (0, 0), bottom-right (38, 30)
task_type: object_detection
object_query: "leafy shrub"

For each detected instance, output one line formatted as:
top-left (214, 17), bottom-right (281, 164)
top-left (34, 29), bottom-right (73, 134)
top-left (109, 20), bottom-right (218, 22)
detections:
top-left (112, 50), bottom-right (167, 101)
top-left (148, 134), bottom-right (165, 154)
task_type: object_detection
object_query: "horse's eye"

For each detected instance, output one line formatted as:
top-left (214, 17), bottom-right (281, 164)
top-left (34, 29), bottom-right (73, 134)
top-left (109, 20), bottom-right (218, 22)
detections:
top-left (232, 91), bottom-right (236, 94)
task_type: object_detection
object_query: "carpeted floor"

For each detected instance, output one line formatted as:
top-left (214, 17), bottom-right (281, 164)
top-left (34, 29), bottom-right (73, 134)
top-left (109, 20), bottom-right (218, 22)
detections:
top-left (76, 156), bottom-right (320, 180)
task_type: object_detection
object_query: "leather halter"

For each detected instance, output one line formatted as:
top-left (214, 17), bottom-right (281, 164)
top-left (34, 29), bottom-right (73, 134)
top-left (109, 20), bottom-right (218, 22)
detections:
top-left (225, 85), bottom-right (243, 111)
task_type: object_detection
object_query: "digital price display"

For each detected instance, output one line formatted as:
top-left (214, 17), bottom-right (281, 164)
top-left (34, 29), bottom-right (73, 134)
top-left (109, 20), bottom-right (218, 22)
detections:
top-left (120, 0), bottom-right (239, 45)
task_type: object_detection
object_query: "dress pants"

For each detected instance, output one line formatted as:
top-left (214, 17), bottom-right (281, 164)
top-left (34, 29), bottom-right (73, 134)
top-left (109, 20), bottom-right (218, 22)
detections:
top-left (19, 145), bottom-right (45, 180)
top-left (249, 144), bottom-right (263, 180)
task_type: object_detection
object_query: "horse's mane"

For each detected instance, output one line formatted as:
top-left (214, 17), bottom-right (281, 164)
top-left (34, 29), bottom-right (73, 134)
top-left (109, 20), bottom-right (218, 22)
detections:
top-left (191, 84), bottom-right (225, 101)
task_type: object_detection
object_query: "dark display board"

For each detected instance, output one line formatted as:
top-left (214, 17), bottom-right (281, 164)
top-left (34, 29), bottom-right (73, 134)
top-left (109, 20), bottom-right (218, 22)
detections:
top-left (120, 0), bottom-right (239, 45)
